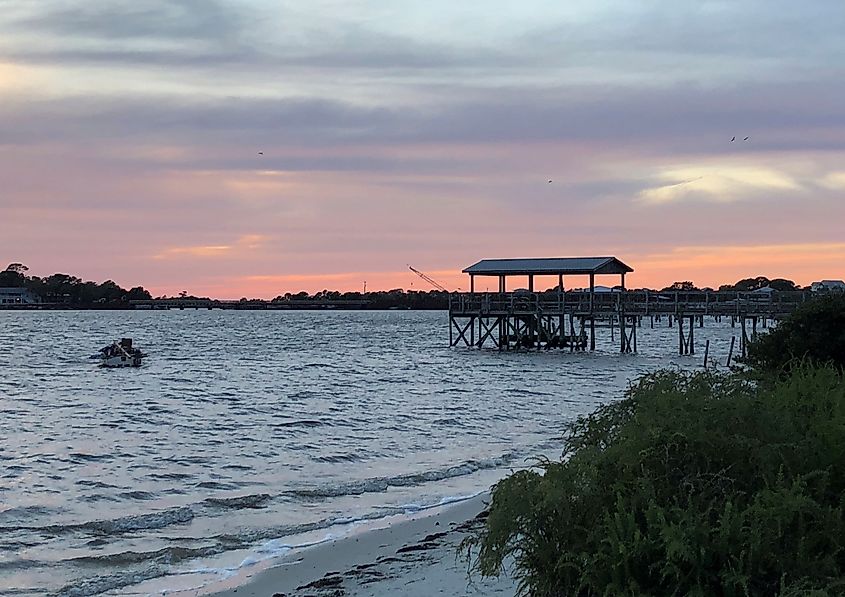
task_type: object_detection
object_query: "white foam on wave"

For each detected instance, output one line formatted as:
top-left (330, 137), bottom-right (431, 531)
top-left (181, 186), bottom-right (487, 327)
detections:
top-left (396, 490), bottom-right (486, 513)
top-left (152, 491), bottom-right (486, 596)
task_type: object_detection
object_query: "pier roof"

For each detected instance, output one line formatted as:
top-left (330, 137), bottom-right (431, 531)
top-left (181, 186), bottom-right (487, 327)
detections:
top-left (463, 257), bottom-right (633, 276)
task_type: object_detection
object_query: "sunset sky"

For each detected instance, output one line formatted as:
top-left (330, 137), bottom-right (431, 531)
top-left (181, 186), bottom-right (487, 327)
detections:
top-left (1, 1), bottom-right (844, 298)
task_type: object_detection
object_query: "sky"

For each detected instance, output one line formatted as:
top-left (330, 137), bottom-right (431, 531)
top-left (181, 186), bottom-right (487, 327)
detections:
top-left (1, 0), bottom-right (844, 298)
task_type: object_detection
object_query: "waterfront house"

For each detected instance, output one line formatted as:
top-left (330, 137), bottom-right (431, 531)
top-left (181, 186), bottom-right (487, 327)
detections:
top-left (810, 280), bottom-right (845, 292)
top-left (0, 287), bottom-right (41, 304)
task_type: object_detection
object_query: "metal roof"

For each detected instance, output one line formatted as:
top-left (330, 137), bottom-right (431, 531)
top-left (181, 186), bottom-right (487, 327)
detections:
top-left (462, 257), bottom-right (633, 276)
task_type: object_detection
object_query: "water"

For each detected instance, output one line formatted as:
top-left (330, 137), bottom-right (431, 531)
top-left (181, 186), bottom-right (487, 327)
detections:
top-left (0, 310), bottom-right (742, 596)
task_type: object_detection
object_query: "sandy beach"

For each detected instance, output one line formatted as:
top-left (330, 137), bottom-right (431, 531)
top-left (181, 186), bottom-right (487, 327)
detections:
top-left (208, 494), bottom-right (517, 597)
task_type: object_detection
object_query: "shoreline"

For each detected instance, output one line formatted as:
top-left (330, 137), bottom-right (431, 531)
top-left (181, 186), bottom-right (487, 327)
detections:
top-left (204, 493), bottom-right (516, 597)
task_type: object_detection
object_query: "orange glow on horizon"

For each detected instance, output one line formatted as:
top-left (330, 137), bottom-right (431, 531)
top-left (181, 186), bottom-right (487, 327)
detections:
top-left (143, 242), bottom-right (845, 299)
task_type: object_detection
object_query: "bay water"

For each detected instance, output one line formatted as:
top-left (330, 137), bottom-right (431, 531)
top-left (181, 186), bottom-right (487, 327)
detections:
top-left (0, 310), bottom-right (741, 595)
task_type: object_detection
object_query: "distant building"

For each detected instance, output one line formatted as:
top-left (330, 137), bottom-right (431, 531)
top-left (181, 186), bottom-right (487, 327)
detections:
top-left (0, 287), bottom-right (41, 304)
top-left (810, 280), bottom-right (845, 292)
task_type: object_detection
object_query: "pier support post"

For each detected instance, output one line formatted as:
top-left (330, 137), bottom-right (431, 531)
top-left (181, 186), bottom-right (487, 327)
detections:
top-left (619, 277), bottom-right (627, 353)
top-left (727, 336), bottom-right (736, 367)
top-left (689, 316), bottom-right (695, 355)
top-left (589, 273), bottom-right (596, 351)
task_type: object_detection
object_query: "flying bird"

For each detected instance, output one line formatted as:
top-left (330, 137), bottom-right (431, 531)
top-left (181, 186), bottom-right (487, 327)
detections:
top-left (731, 136), bottom-right (735, 142)
top-left (548, 180), bottom-right (553, 183)
top-left (258, 151), bottom-right (264, 155)
top-left (743, 137), bottom-right (750, 141)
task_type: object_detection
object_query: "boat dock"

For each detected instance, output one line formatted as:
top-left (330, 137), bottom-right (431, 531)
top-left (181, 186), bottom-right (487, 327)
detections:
top-left (448, 257), bottom-right (807, 355)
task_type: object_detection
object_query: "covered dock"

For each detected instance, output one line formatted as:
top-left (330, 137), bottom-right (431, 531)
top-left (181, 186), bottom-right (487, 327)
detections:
top-left (450, 256), bottom-right (806, 354)
top-left (456, 256), bottom-right (634, 352)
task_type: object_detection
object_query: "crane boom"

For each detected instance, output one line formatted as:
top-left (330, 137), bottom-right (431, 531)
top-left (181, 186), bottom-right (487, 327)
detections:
top-left (408, 266), bottom-right (449, 292)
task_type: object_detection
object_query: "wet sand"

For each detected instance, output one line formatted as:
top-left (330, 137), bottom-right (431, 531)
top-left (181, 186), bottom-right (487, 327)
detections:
top-left (208, 494), bottom-right (517, 597)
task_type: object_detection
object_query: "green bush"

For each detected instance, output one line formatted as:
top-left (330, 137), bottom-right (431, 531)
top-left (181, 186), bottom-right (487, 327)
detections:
top-left (745, 294), bottom-right (845, 373)
top-left (464, 366), bottom-right (845, 596)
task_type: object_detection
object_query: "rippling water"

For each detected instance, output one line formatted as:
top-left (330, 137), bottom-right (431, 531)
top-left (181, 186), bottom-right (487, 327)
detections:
top-left (0, 310), bottom-right (743, 595)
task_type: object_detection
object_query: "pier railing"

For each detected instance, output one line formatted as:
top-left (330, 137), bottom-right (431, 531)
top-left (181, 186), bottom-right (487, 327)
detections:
top-left (449, 290), bottom-right (808, 318)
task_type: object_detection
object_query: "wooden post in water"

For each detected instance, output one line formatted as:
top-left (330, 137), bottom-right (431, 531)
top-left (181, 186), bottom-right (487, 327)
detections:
top-left (689, 315), bottom-right (695, 355)
top-left (727, 336), bottom-right (735, 367)
top-left (703, 339), bottom-right (710, 369)
top-left (589, 273), bottom-right (596, 351)
top-left (619, 273), bottom-right (627, 353)
top-left (558, 274), bottom-right (564, 347)
top-left (632, 321), bottom-right (637, 353)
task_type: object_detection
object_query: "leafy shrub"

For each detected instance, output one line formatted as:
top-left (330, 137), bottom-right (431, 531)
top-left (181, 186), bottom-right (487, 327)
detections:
top-left (464, 366), bottom-right (845, 596)
top-left (745, 294), bottom-right (845, 373)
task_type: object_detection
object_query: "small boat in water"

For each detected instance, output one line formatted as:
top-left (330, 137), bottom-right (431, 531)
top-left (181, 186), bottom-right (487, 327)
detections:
top-left (93, 338), bottom-right (146, 368)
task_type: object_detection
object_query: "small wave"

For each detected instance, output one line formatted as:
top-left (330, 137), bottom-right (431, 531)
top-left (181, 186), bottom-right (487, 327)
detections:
top-left (393, 491), bottom-right (486, 513)
top-left (79, 506), bottom-right (194, 535)
top-left (432, 417), bottom-right (463, 426)
top-left (0, 505), bottom-right (58, 522)
top-left (118, 490), bottom-right (156, 501)
top-left (54, 565), bottom-right (166, 597)
top-left (195, 481), bottom-right (240, 490)
top-left (204, 494), bottom-right (272, 510)
top-left (78, 494), bottom-right (118, 504)
top-left (312, 453), bottom-right (365, 463)
top-left (68, 452), bottom-right (114, 463)
top-left (0, 557), bottom-right (45, 571)
top-left (286, 454), bottom-right (516, 499)
top-left (147, 472), bottom-right (193, 481)
top-left (220, 463), bottom-right (252, 471)
top-left (272, 419), bottom-right (329, 429)
top-left (75, 479), bottom-right (119, 489)
top-left (69, 544), bottom-right (217, 567)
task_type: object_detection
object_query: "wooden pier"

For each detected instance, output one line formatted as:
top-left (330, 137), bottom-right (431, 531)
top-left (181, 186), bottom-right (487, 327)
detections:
top-left (449, 257), bottom-right (807, 355)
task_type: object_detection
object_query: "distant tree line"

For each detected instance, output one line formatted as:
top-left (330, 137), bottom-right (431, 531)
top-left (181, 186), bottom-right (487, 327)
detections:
top-left (270, 288), bottom-right (451, 310)
top-left (2, 262), bottom-right (816, 310)
top-left (0, 263), bottom-right (152, 306)
top-left (660, 277), bottom-right (801, 292)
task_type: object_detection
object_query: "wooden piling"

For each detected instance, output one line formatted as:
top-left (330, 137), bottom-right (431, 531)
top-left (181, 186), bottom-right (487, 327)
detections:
top-left (727, 336), bottom-right (735, 367)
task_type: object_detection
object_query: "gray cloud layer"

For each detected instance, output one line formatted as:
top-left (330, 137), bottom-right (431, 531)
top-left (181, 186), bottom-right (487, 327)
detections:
top-left (3, 0), bottom-right (843, 78)
top-left (3, 79), bottom-right (844, 157)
